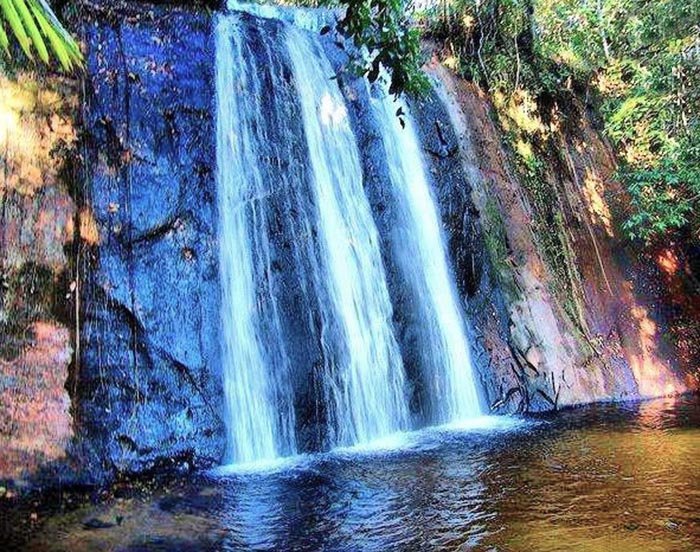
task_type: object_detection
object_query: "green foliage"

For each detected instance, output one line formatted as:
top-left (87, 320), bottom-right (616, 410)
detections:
top-left (423, 0), bottom-right (561, 95)
top-left (482, 197), bottom-right (519, 298)
top-left (622, 137), bottom-right (700, 241)
top-left (534, 0), bottom-right (700, 244)
top-left (593, 1), bottom-right (700, 243)
top-left (325, 0), bottom-right (429, 95)
top-left (0, 0), bottom-right (82, 71)
top-left (420, 0), bottom-right (700, 246)
top-left (291, 0), bottom-right (428, 93)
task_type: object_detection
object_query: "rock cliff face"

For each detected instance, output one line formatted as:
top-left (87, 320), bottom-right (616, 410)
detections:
top-left (77, 3), bottom-right (224, 478)
top-left (0, 72), bottom-right (77, 482)
top-left (1, 0), bottom-right (697, 485)
top-left (427, 62), bottom-right (698, 411)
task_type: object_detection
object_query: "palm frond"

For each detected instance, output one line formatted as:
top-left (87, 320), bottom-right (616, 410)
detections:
top-left (15, 0), bottom-right (48, 63)
top-left (1, 0), bottom-right (32, 59)
top-left (0, 0), bottom-right (82, 71)
top-left (0, 17), bottom-right (9, 54)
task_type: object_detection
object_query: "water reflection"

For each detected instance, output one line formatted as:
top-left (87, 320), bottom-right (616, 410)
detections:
top-left (22, 396), bottom-right (700, 551)
top-left (220, 475), bottom-right (287, 550)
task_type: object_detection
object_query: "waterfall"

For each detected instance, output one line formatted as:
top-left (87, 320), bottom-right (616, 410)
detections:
top-left (285, 27), bottom-right (409, 446)
top-left (216, 15), bottom-right (297, 464)
top-left (216, 8), bottom-right (481, 466)
top-left (372, 94), bottom-right (482, 422)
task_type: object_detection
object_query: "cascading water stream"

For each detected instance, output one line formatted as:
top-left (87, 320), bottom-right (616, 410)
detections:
top-left (285, 27), bottom-right (409, 446)
top-left (216, 7), bottom-right (481, 466)
top-left (217, 13), bottom-right (409, 464)
top-left (372, 94), bottom-right (482, 422)
top-left (216, 16), bottom-right (297, 464)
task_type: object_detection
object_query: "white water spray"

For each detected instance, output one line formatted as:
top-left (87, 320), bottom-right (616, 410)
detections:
top-left (373, 94), bottom-right (482, 422)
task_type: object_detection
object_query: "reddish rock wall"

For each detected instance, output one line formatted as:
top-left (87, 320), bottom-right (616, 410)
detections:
top-left (429, 60), bottom-right (698, 411)
top-left (0, 73), bottom-right (78, 481)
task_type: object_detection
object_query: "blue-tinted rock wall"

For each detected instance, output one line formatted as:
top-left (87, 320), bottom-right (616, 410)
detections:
top-left (79, 3), bottom-right (224, 477)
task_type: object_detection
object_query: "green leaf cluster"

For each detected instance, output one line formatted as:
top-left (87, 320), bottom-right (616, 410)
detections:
top-left (421, 0), bottom-right (699, 246)
top-left (328, 0), bottom-right (429, 95)
top-left (0, 0), bottom-right (82, 71)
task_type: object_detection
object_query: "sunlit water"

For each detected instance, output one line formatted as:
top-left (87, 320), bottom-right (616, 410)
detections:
top-left (21, 396), bottom-right (700, 551)
top-left (372, 94), bottom-right (481, 423)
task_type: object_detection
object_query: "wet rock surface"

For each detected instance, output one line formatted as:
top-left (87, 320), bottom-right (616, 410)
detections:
top-left (79, 2), bottom-right (224, 477)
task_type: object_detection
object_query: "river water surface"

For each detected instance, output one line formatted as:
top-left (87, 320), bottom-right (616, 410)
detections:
top-left (23, 395), bottom-right (700, 551)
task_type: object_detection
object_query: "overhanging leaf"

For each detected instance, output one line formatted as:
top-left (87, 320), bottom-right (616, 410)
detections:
top-left (0, 0), bottom-right (82, 70)
top-left (26, 0), bottom-right (78, 70)
top-left (14, 0), bottom-right (48, 63)
top-left (1, 0), bottom-right (32, 59)
top-left (0, 21), bottom-right (9, 54)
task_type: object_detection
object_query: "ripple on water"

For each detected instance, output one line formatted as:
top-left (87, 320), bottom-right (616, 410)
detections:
top-left (18, 396), bottom-right (700, 552)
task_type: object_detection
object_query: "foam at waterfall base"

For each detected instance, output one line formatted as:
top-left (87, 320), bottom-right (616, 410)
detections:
top-left (211, 416), bottom-right (531, 478)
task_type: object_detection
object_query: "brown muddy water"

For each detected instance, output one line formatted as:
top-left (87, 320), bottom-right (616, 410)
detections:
top-left (5, 395), bottom-right (700, 551)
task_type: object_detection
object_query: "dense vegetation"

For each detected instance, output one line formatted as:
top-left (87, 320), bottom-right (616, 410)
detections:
top-left (331, 0), bottom-right (699, 249)
top-left (428, 0), bottom-right (700, 246)
top-left (424, 0), bottom-right (700, 249)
